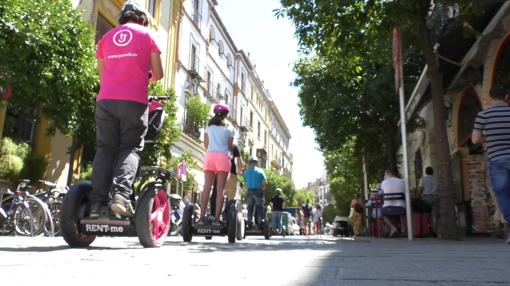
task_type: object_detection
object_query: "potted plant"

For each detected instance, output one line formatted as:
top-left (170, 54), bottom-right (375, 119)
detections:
top-left (185, 95), bottom-right (210, 139)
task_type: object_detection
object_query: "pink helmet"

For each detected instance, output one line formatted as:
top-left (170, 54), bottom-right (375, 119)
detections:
top-left (213, 103), bottom-right (229, 115)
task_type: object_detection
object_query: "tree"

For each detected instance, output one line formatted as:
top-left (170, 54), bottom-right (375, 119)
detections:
top-left (276, 0), bottom-right (481, 239)
top-left (0, 0), bottom-right (98, 143)
top-left (140, 83), bottom-right (181, 167)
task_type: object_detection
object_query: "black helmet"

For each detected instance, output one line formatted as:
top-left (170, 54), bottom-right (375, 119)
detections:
top-left (120, 0), bottom-right (149, 26)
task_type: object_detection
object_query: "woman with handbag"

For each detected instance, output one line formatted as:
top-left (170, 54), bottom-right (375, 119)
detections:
top-left (350, 193), bottom-right (365, 237)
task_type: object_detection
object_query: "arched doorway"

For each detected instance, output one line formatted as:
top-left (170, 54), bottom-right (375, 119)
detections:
top-left (492, 34), bottom-right (510, 105)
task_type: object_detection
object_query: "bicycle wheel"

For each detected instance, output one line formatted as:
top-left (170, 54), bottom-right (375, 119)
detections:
top-left (12, 203), bottom-right (35, 236)
top-left (27, 196), bottom-right (54, 237)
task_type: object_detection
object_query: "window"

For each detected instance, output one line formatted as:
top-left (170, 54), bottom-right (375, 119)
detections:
top-left (216, 83), bottom-right (221, 100)
top-left (257, 121), bottom-right (261, 139)
top-left (192, 0), bottom-right (201, 24)
top-left (225, 89), bottom-right (230, 105)
top-left (148, 0), bottom-right (157, 19)
top-left (226, 54), bottom-right (233, 68)
top-left (3, 103), bottom-right (36, 144)
top-left (95, 13), bottom-right (114, 43)
top-left (240, 107), bottom-right (244, 126)
top-left (209, 26), bottom-right (215, 43)
top-left (218, 41), bottom-right (224, 56)
top-left (241, 71), bottom-right (246, 94)
top-left (190, 43), bottom-right (198, 71)
top-left (249, 111), bottom-right (253, 129)
top-left (206, 71), bottom-right (212, 94)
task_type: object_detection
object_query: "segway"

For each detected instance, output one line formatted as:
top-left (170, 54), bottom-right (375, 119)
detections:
top-left (181, 198), bottom-right (238, 243)
top-left (244, 207), bottom-right (272, 240)
top-left (60, 96), bottom-right (173, 248)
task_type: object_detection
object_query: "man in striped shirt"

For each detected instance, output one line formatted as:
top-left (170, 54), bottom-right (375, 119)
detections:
top-left (472, 84), bottom-right (510, 245)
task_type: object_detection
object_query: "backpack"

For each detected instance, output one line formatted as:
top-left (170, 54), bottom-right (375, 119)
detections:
top-left (354, 199), bottom-right (364, 213)
top-left (302, 204), bottom-right (311, 217)
top-left (145, 98), bottom-right (167, 142)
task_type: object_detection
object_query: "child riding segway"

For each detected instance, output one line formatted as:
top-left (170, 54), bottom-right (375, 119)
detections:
top-left (180, 104), bottom-right (239, 243)
top-left (60, 1), bottom-right (171, 248)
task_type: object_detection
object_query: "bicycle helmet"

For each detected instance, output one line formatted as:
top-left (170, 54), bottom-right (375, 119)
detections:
top-left (213, 103), bottom-right (229, 115)
top-left (120, 0), bottom-right (149, 26)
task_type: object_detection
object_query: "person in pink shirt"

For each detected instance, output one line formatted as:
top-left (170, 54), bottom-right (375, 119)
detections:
top-left (89, 0), bottom-right (163, 218)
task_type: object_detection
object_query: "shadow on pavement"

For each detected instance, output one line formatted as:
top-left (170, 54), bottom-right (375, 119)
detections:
top-left (164, 235), bottom-right (366, 253)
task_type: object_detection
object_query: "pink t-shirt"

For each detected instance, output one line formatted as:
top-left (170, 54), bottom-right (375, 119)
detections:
top-left (96, 23), bottom-right (161, 104)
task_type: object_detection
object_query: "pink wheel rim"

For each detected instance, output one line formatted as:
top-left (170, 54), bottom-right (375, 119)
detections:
top-left (149, 190), bottom-right (170, 242)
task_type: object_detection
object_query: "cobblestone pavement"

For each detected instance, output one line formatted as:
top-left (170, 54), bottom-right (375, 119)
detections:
top-left (0, 235), bottom-right (508, 286)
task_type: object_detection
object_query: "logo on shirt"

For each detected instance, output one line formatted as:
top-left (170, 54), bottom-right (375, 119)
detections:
top-left (113, 29), bottom-right (133, 47)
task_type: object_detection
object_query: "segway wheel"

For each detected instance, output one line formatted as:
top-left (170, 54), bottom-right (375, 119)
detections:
top-left (61, 181), bottom-right (96, 247)
top-left (227, 204), bottom-right (236, 243)
top-left (135, 187), bottom-right (170, 248)
top-left (236, 212), bottom-right (244, 241)
top-left (263, 220), bottom-right (271, 240)
top-left (181, 204), bottom-right (194, 242)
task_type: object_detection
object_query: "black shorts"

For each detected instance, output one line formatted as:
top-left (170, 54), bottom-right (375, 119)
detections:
top-left (382, 206), bottom-right (406, 216)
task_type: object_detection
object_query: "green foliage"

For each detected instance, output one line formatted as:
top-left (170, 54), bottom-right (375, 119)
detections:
top-left (140, 83), bottom-right (181, 166)
top-left (0, 137), bottom-right (30, 180)
top-left (20, 152), bottom-right (47, 183)
top-left (79, 163), bottom-right (93, 181)
top-left (0, 154), bottom-right (23, 180)
top-left (0, 137), bottom-right (29, 158)
top-left (291, 188), bottom-right (316, 207)
top-left (0, 0), bottom-right (98, 144)
top-left (186, 95), bottom-right (210, 129)
top-left (168, 151), bottom-right (198, 194)
top-left (322, 204), bottom-right (337, 223)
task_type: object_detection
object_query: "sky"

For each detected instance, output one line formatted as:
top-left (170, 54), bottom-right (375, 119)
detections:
top-left (215, 0), bottom-right (326, 188)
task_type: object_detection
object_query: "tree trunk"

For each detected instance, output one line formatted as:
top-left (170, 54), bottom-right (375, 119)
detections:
top-left (412, 12), bottom-right (459, 240)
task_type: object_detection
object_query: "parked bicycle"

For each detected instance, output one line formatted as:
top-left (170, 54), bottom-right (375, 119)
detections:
top-left (33, 180), bottom-right (67, 236)
top-left (0, 180), bottom-right (54, 236)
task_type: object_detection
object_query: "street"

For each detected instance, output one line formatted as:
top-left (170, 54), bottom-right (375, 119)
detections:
top-left (0, 235), bottom-right (509, 286)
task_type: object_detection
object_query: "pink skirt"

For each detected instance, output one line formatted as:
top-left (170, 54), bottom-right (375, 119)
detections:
top-left (203, 152), bottom-right (231, 173)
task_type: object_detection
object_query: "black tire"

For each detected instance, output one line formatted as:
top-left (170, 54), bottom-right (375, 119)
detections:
top-left (135, 186), bottom-right (170, 248)
top-left (61, 181), bottom-right (96, 247)
top-left (263, 220), bottom-right (271, 240)
top-left (182, 204), bottom-right (194, 242)
top-left (227, 204), bottom-right (236, 243)
top-left (236, 212), bottom-right (244, 241)
top-left (243, 219), bottom-right (247, 239)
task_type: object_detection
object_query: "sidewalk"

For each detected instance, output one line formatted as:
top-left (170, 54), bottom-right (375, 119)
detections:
top-left (303, 236), bottom-right (510, 286)
top-left (0, 235), bottom-right (508, 286)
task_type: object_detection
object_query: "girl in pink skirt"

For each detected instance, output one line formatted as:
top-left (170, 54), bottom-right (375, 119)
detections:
top-left (199, 104), bottom-right (234, 225)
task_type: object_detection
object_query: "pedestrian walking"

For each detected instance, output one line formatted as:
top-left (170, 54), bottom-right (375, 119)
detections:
top-left (313, 203), bottom-right (323, 236)
top-left (302, 200), bottom-right (313, 236)
top-left (89, 0), bottom-right (163, 218)
top-left (472, 84), bottom-right (510, 245)
top-left (417, 167), bottom-right (439, 235)
top-left (350, 193), bottom-right (365, 237)
top-left (198, 104), bottom-right (234, 226)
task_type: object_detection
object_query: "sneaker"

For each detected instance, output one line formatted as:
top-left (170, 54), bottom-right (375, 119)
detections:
top-left (89, 203), bottom-right (109, 218)
top-left (210, 217), bottom-right (223, 228)
top-left (110, 194), bottom-right (134, 217)
top-left (197, 217), bottom-right (206, 226)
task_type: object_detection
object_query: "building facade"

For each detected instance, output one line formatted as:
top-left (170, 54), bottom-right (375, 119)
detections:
top-left (173, 0), bottom-right (293, 197)
top-left (402, 2), bottom-right (510, 235)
